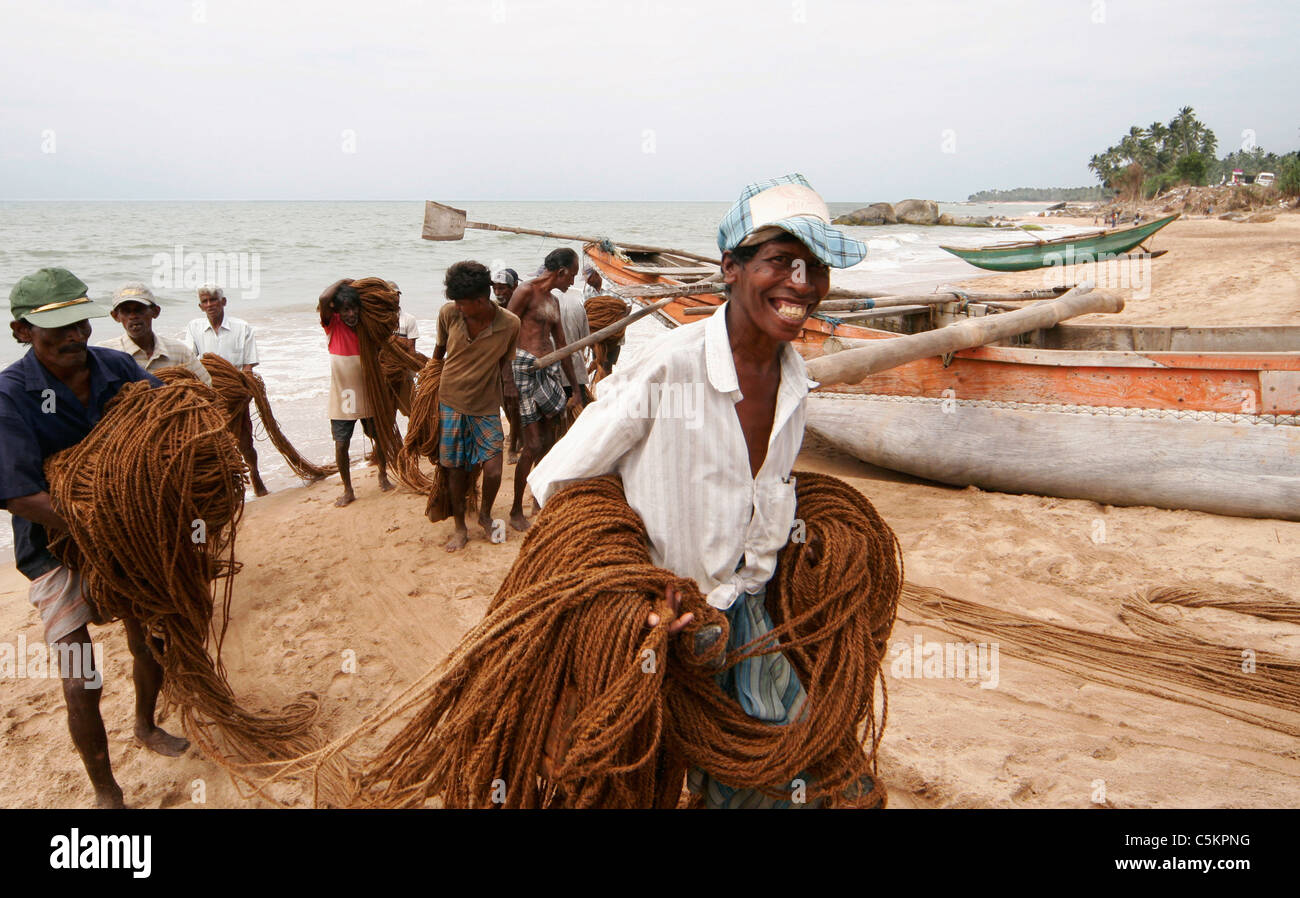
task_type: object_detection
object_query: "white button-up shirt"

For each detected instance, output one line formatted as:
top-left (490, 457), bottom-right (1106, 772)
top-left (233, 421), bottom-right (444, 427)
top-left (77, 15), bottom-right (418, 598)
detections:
top-left (98, 332), bottom-right (213, 386)
top-left (528, 302), bottom-right (812, 610)
top-left (185, 315), bottom-right (259, 368)
top-left (553, 288), bottom-right (590, 388)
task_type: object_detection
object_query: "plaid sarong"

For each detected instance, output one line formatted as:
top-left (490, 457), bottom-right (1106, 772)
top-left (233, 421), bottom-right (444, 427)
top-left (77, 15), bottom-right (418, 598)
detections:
top-left (686, 584), bottom-right (814, 809)
top-left (438, 403), bottom-right (504, 469)
top-left (511, 348), bottom-right (566, 427)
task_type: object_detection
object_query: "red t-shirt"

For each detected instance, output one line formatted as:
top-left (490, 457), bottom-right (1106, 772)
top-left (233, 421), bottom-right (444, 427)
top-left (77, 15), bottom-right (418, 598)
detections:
top-left (324, 313), bottom-right (360, 356)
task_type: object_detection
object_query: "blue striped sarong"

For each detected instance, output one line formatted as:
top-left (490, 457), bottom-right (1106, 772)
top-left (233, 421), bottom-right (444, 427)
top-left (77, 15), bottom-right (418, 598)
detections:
top-left (687, 585), bottom-right (817, 809)
top-left (437, 403), bottom-right (504, 469)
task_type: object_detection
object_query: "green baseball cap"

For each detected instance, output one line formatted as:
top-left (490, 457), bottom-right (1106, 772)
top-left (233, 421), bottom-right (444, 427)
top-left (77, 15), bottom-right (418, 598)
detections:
top-left (9, 268), bottom-right (110, 328)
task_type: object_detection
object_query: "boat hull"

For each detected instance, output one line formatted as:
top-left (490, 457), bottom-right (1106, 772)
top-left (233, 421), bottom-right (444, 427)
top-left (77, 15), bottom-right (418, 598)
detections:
top-left (807, 393), bottom-right (1300, 520)
top-left (940, 214), bottom-right (1178, 272)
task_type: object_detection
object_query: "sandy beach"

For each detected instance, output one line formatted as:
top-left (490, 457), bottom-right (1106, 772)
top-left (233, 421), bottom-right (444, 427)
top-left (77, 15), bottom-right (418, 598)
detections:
top-left (956, 214), bottom-right (1300, 326)
top-left (2, 216), bottom-right (1298, 810)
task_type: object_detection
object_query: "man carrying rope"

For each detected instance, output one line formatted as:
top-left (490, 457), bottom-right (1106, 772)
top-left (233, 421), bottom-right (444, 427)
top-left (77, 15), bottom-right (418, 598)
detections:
top-left (505, 248), bottom-right (587, 532)
top-left (530, 174), bottom-right (874, 808)
top-left (491, 268), bottom-right (523, 464)
top-left (186, 285), bottom-right (268, 496)
top-left (1, 268), bottom-right (190, 808)
top-left (434, 262), bottom-right (520, 551)
top-left (98, 282), bottom-right (212, 386)
top-left (319, 280), bottom-right (395, 506)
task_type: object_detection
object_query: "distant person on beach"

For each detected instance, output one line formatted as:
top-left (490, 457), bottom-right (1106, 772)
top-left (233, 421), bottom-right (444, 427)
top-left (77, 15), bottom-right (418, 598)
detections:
top-left (98, 283), bottom-right (212, 386)
top-left (491, 268), bottom-right (523, 463)
top-left (318, 279), bottom-right (394, 506)
top-left (385, 280), bottom-right (419, 417)
top-left (186, 285), bottom-right (268, 496)
top-left (581, 264), bottom-right (604, 300)
top-left (2, 268), bottom-right (189, 808)
top-left (388, 281), bottom-right (420, 353)
top-left (506, 248), bottom-right (586, 532)
top-left (529, 173), bottom-right (879, 808)
top-left (555, 284), bottom-right (591, 400)
top-left (434, 261), bottom-right (521, 551)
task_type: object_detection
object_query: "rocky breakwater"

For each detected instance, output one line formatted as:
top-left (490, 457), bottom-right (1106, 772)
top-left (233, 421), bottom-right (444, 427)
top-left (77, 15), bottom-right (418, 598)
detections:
top-left (833, 199), bottom-right (997, 227)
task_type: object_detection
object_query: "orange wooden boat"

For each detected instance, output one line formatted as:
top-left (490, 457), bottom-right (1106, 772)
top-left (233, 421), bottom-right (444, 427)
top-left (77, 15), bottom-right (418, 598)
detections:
top-left (585, 242), bottom-right (1300, 520)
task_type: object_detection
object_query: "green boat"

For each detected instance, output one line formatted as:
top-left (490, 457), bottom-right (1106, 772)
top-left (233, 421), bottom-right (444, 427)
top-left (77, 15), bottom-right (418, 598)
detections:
top-left (940, 213), bottom-right (1178, 272)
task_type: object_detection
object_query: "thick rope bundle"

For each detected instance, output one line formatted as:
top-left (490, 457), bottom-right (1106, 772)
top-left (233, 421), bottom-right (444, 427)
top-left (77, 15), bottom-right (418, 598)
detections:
top-left (351, 277), bottom-right (431, 491)
top-left (899, 583), bottom-right (1300, 737)
top-left (583, 295), bottom-right (628, 386)
top-left (43, 379), bottom-right (343, 800)
top-left (182, 353), bottom-right (337, 482)
top-left (397, 356), bottom-right (476, 522)
top-left (316, 471), bottom-right (901, 808)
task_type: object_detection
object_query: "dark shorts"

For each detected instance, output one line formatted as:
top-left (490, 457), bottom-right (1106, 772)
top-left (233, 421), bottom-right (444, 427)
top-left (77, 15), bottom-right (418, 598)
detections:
top-left (332, 418), bottom-right (377, 443)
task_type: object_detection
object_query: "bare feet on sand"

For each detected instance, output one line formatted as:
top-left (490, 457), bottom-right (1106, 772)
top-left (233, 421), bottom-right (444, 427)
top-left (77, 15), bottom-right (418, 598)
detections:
top-left (509, 511), bottom-right (530, 533)
top-left (445, 528), bottom-right (469, 552)
top-left (478, 511), bottom-right (498, 540)
top-left (96, 785), bottom-right (126, 809)
top-left (135, 724), bottom-right (190, 758)
top-left (378, 475), bottom-right (395, 492)
top-left (335, 490), bottom-right (356, 507)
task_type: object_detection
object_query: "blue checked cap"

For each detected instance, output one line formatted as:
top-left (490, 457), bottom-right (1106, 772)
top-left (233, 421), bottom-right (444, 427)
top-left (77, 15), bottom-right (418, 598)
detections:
top-left (717, 173), bottom-right (867, 269)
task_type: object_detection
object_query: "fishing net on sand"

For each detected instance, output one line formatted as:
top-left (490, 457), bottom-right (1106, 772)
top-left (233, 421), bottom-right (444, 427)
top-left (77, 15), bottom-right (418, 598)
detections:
top-left (310, 471), bottom-right (902, 808)
top-left (44, 378), bottom-right (350, 803)
top-left (898, 584), bottom-right (1300, 738)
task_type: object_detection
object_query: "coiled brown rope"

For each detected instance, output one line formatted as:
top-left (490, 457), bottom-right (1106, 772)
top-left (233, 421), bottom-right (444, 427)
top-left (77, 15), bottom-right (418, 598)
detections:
top-left (583, 295), bottom-right (628, 386)
top-left (171, 353), bottom-right (338, 482)
top-left (43, 379), bottom-right (346, 803)
top-left (314, 471), bottom-right (901, 808)
top-left (351, 277), bottom-right (431, 491)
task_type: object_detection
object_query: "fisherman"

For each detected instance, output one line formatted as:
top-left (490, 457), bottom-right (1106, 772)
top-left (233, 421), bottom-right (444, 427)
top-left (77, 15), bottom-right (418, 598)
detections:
top-left (97, 283), bottom-right (212, 386)
top-left (581, 264), bottom-right (604, 300)
top-left (505, 248), bottom-right (586, 531)
top-left (434, 262), bottom-right (521, 551)
top-left (491, 268), bottom-right (523, 463)
top-left (186, 285), bottom-right (268, 496)
top-left (529, 174), bottom-right (879, 808)
top-left (1, 268), bottom-right (190, 809)
top-left (554, 280), bottom-right (591, 406)
top-left (317, 279), bottom-right (394, 506)
top-left (385, 280), bottom-right (420, 417)
top-left (388, 281), bottom-right (420, 353)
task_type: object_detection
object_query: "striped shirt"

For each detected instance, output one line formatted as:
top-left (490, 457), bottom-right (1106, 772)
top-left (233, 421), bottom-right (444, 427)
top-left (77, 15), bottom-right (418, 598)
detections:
top-left (97, 332), bottom-right (212, 386)
top-left (185, 315), bottom-right (259, 368)
top-left (553, 288), bottom-right (589, 388)
top-left (528, 302), bottom-right (812, 610)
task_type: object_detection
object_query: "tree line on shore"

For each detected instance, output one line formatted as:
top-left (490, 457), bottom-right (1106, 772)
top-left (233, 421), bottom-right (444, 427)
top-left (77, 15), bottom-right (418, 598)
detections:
top-left (1087, 106), bottom-right (1300, 199)
top-left (969, 107), bottom-right (1300, 203)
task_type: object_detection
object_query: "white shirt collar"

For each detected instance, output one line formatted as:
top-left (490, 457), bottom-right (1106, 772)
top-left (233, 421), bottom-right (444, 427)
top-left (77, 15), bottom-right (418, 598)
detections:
top-left (704, 301), bottom-right (816, 400)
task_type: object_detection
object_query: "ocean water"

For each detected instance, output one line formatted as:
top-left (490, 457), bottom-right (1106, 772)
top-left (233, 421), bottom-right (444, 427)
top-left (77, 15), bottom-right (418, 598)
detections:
top-left (0, 199), bottom-right (1076, 557)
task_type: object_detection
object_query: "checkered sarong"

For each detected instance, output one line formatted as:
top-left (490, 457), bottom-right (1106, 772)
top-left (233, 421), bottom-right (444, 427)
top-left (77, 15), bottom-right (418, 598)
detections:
top-left (511, 348), bottom-right (566, 427)
top-left (438, 403), bottom-right (504, 469)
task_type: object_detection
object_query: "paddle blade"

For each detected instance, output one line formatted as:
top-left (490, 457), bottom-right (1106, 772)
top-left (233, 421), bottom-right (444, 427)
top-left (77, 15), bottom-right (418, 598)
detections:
top-left (422, 201), bottom-right (468, 241)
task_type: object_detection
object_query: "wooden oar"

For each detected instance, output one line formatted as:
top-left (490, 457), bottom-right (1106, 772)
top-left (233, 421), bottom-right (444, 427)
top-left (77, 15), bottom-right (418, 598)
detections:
top-left (422, 201), bottom-right (721, 266)
top-left (806, 287), bottom-right (1124, 387)
top-left (680, 287), bottom-right (1071, 316)
top-left (531, 297), bottom-right (674, 370)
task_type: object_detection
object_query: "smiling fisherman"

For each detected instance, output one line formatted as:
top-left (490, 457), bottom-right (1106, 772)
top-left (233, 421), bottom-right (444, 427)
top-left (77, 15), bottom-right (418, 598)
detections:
top-left (528, 174), bottom-right (872, 808)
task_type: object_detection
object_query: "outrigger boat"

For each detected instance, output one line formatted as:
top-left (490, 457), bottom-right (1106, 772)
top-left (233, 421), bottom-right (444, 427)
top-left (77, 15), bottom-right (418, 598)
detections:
top-left (939, 213), bottom-right (1178, 271)
top-left (584, 241), bottom-right (1300, 521)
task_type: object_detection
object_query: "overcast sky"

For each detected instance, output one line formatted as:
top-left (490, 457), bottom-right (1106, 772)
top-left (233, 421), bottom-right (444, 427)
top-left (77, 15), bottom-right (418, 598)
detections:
top-left (1, 0), bottom-right (1296, 201)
